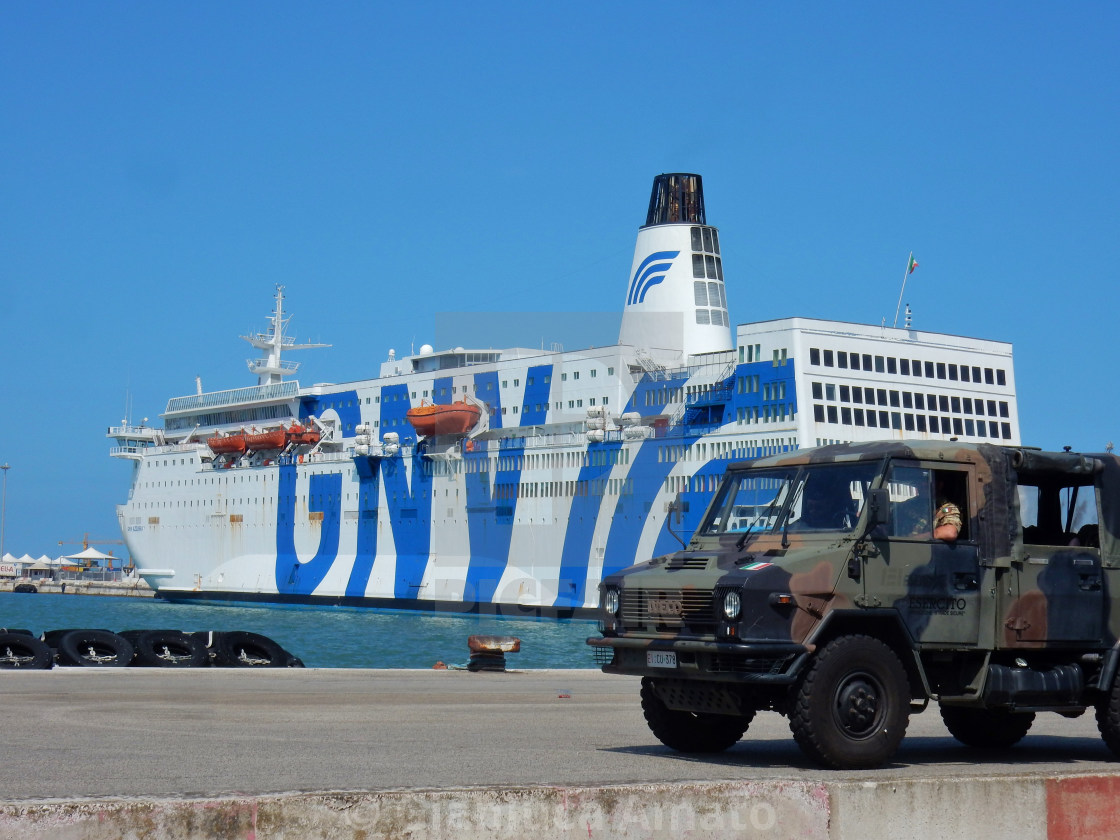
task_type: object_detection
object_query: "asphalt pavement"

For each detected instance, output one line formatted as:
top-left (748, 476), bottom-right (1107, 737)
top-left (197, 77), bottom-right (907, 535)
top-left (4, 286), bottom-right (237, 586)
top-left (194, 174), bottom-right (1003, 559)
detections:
top-left (2, 668), bottom-right (1117, 802)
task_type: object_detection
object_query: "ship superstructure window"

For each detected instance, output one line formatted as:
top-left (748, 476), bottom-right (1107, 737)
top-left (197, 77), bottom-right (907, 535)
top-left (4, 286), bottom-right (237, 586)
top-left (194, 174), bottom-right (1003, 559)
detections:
top-left (689, 224), bottom-right (726, 326)
top-left (805, 346), bottom-right (1009, 394)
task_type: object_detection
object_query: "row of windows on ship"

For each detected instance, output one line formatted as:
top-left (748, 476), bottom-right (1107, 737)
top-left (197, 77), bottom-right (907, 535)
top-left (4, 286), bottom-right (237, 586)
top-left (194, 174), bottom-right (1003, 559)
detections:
top-left (808, 347), bottom-right (1009, 386)
top-left (133, 477), bottom-right (642, 512)
top-left (812, 382), bottom-right (1011, 418)
top-left (357, 367), bottom-right (616, 404)
top-left (166, 404), bottom-right (294, 432)
top-left (738, 344), bottom-right (790, 366)
top-left (812, 403), bottom-right (1013, 439)
top-left (642, 378), bottom-right (788, 409)
top-left (141, 436), bottom-right (757, 481)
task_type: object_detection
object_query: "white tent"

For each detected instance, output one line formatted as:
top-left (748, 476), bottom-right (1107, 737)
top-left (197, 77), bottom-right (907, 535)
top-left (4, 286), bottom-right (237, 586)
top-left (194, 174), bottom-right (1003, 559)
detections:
top-left (1, 552), bottom-right (16, 565)
top-left (63, 547), bottom-right (115, 564)
top-left (17, 554), bottom-right (35, 565)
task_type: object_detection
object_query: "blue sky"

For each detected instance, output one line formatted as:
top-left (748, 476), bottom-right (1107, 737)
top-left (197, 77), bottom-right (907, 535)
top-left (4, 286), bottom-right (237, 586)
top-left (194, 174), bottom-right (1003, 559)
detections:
top-left (1, 3), bottom-right (1117, 559)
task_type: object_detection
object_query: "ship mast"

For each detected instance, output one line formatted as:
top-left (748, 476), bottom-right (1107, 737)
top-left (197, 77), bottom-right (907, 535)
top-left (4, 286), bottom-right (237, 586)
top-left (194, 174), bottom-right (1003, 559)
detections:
top-left (241, 285), bottom-right (329, 386)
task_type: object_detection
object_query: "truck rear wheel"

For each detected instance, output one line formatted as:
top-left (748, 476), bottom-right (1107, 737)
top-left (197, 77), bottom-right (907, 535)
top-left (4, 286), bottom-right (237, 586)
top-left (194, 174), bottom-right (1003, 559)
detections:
top-left (1096, 671), bottom-right (1120, 757)
top-left (789, 635), bottom-right (910, 769)
top-left (640, 678), bottom-right (753, 753)
top-left (941, 706), bottom-right (1034, 748)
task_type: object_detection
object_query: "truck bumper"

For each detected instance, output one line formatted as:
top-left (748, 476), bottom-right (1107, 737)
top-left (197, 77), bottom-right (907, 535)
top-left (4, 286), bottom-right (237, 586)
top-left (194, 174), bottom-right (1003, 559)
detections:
top-left (586, 635), bottom-right (810, 684)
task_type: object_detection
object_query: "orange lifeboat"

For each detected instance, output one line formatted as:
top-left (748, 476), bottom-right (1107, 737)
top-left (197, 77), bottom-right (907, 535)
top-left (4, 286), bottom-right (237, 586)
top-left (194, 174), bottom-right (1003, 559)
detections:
top-left (286, 423), bottom-right (321, 446)
top-left (406, 400), bottom-right (481, 437)
top-left (244, 428), bottom-right (288, 450)
top-left (207, 433), bottom-right (247, 455)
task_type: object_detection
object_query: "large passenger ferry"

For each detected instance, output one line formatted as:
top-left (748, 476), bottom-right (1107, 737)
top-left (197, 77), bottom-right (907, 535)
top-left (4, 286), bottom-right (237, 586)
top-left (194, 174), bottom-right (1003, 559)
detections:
top-left (108, 174), bottom-right (1021, 616)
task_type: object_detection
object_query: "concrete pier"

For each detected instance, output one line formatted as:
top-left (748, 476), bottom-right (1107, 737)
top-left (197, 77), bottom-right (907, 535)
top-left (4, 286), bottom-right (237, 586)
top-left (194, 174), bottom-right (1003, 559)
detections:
top-left (0, 669), bottom-right (1117, 839)
top-left (0, 578), bottom-right (154, 597)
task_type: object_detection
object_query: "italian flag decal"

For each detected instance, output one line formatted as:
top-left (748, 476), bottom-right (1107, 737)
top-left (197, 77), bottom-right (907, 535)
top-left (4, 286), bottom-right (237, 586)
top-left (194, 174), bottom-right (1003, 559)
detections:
top-left (743, 561), bottom-right (772, 571)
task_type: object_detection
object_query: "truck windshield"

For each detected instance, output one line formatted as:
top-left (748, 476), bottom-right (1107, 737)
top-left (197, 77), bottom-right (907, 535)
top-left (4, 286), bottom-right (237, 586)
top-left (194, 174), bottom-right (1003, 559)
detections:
top-left (700, 462), bottom-right (880, 536)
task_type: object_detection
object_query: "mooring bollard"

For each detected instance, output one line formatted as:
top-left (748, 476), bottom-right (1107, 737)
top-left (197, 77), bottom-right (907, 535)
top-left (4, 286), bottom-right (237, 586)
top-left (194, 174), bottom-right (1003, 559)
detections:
top-left (466, 635), bottom-right (520, 671)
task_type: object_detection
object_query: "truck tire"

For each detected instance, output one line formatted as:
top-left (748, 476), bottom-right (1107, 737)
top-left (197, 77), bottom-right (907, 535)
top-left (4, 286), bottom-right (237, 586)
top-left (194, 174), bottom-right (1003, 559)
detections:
top-left (941, 706), bottom-right (1034, 748)
top-left (1096, 674), bottom-right (1120, 757)
top-left (789, 634), bottom-right (910, 769)
top-left (639, 678), bottom-right (753, 753)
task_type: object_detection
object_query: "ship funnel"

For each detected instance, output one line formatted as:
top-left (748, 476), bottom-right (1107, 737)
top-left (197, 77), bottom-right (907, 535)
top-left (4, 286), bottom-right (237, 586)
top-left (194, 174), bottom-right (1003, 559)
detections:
top-left (618, 174), bottom-right (733, 357)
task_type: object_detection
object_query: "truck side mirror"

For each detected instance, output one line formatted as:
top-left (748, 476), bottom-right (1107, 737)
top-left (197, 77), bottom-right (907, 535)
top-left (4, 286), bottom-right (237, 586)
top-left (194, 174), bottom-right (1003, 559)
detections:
top-left (867, 488), bottom-right (890, 528)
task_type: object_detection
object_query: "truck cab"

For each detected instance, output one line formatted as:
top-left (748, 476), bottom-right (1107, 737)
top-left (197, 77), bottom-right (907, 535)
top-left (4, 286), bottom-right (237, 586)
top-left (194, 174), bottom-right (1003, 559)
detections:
top-left (587, 441), bottom-right (1120, 768)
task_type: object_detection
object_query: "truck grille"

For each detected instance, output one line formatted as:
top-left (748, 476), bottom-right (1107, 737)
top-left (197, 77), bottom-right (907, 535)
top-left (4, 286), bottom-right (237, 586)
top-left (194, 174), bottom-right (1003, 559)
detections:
top-left (620, 588), bottom-right (716, 632)
top-left (666, 556), bottom-right (710, 570)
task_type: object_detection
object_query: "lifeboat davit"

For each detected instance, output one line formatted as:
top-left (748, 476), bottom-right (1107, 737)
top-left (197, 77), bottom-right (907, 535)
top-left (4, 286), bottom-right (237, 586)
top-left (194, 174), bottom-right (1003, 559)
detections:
top-left (286, 423), bottom-right (321, 446)
top-left (244, 428), bottom-right (288, 450)
top-left (207, 433), bottom-right (247, 455)
top-left (406, 401), bottom-right (481, 437)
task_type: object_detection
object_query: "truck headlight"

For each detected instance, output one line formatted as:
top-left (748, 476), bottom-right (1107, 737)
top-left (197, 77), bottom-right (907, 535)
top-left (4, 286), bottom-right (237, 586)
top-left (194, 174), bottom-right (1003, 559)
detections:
top-left (723, 591), bottom-right (742, 620)
top-left (603, 587), bottom-right (620, 615)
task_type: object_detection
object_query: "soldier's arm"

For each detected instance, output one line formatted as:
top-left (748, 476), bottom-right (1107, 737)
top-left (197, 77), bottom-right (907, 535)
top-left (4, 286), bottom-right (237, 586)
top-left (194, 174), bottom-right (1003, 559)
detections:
top-left (933, 503), bottom-right (962, 542)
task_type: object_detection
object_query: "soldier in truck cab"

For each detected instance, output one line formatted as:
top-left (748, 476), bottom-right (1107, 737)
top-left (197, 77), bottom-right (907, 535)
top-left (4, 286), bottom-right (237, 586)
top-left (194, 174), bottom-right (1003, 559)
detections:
top-left (932, 476), bottom-right (962, 541)
top-left (894, 471), bottom-right (963, 542)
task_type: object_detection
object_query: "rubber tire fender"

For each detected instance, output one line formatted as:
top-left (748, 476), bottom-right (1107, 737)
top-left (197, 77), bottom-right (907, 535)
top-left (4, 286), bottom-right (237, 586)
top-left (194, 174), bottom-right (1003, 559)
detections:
top-left (210, 631), bottom-right (289, 667)
top-left (43, 628), bottom-right (113, 649)
top-left (120, 630), bottom-right (209, 668)
top-left (0, 632), bottom-right (53, 669)
top-left (55, 630), bottom-right (134, 667)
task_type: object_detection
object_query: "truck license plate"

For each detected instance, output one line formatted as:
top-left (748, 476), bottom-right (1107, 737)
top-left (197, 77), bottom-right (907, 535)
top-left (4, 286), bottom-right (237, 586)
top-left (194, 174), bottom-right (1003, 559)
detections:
top-left (647, 651), bottom-right (677, 668)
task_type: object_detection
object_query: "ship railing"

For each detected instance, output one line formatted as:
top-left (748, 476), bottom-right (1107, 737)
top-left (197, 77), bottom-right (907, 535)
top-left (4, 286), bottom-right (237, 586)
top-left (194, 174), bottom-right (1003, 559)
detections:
top-left (128, 442), bottom-right (204, 458)
top-left (111, 441), bottom-right (201, 459)
top-left (107, 424), bottom-right (159, 438)
top-left (247, 358), bottom-right (300, 373)
top-left (109, 446), bottom-right (145, 460)
top-left (272, 449), bottom-right (369, 467)
top-left (165, 381), bottom-right (299, 414)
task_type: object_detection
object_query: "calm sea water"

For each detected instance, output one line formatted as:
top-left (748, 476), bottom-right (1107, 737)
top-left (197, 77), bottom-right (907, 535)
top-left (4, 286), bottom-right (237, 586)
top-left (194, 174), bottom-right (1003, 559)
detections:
top-left (0, 592), bottom-right (600, 669)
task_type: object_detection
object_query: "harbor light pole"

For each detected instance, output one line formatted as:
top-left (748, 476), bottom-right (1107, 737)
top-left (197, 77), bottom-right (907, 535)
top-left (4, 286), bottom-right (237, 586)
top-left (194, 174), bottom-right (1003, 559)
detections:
top-left (0, 463), bottom-right (9, 558)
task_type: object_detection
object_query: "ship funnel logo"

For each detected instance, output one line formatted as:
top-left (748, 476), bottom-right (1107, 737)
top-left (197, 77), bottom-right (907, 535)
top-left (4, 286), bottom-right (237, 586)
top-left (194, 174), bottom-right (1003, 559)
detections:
top-left (626, 251), bottom-right (680, 306)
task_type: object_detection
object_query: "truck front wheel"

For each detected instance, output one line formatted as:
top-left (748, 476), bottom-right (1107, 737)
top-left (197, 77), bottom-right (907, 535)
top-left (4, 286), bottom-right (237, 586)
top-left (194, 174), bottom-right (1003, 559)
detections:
top-left (789, 635), bottom-right (911, 769)
top-left (640, 678), bottom-right (753, 753)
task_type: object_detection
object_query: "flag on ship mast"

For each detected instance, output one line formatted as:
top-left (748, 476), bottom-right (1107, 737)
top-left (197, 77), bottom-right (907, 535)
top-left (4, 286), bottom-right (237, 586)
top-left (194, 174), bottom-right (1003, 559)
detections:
top-left (893, 251), bottom-right (918, 328)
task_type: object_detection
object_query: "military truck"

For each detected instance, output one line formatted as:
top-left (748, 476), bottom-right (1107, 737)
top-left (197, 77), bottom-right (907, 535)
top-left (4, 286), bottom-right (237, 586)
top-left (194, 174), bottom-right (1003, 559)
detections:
top-left (587, 441), bottom-right (1120, 769)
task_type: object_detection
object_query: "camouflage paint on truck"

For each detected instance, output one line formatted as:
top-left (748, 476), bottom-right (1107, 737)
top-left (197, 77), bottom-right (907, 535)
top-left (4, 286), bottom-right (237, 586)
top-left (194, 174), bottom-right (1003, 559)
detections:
top-left (588, 440), bottom-right (1120, 769)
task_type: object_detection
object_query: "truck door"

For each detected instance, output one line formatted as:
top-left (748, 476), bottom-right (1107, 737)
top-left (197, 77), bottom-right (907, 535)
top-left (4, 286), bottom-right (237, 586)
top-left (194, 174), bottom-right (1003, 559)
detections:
top-left (1003, 477), bottom-right (1104, 646)
top-left (873, 462), bottom-right (982, 646)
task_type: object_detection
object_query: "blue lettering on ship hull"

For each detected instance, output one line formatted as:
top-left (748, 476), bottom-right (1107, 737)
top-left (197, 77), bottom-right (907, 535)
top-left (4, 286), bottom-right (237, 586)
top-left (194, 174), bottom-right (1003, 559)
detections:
top-left (345, 455), bottom-right (382, 597)
top-left (275, 468), bottom-right (342, 595)
top-left (463, 365), bottom-right (550, 603)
